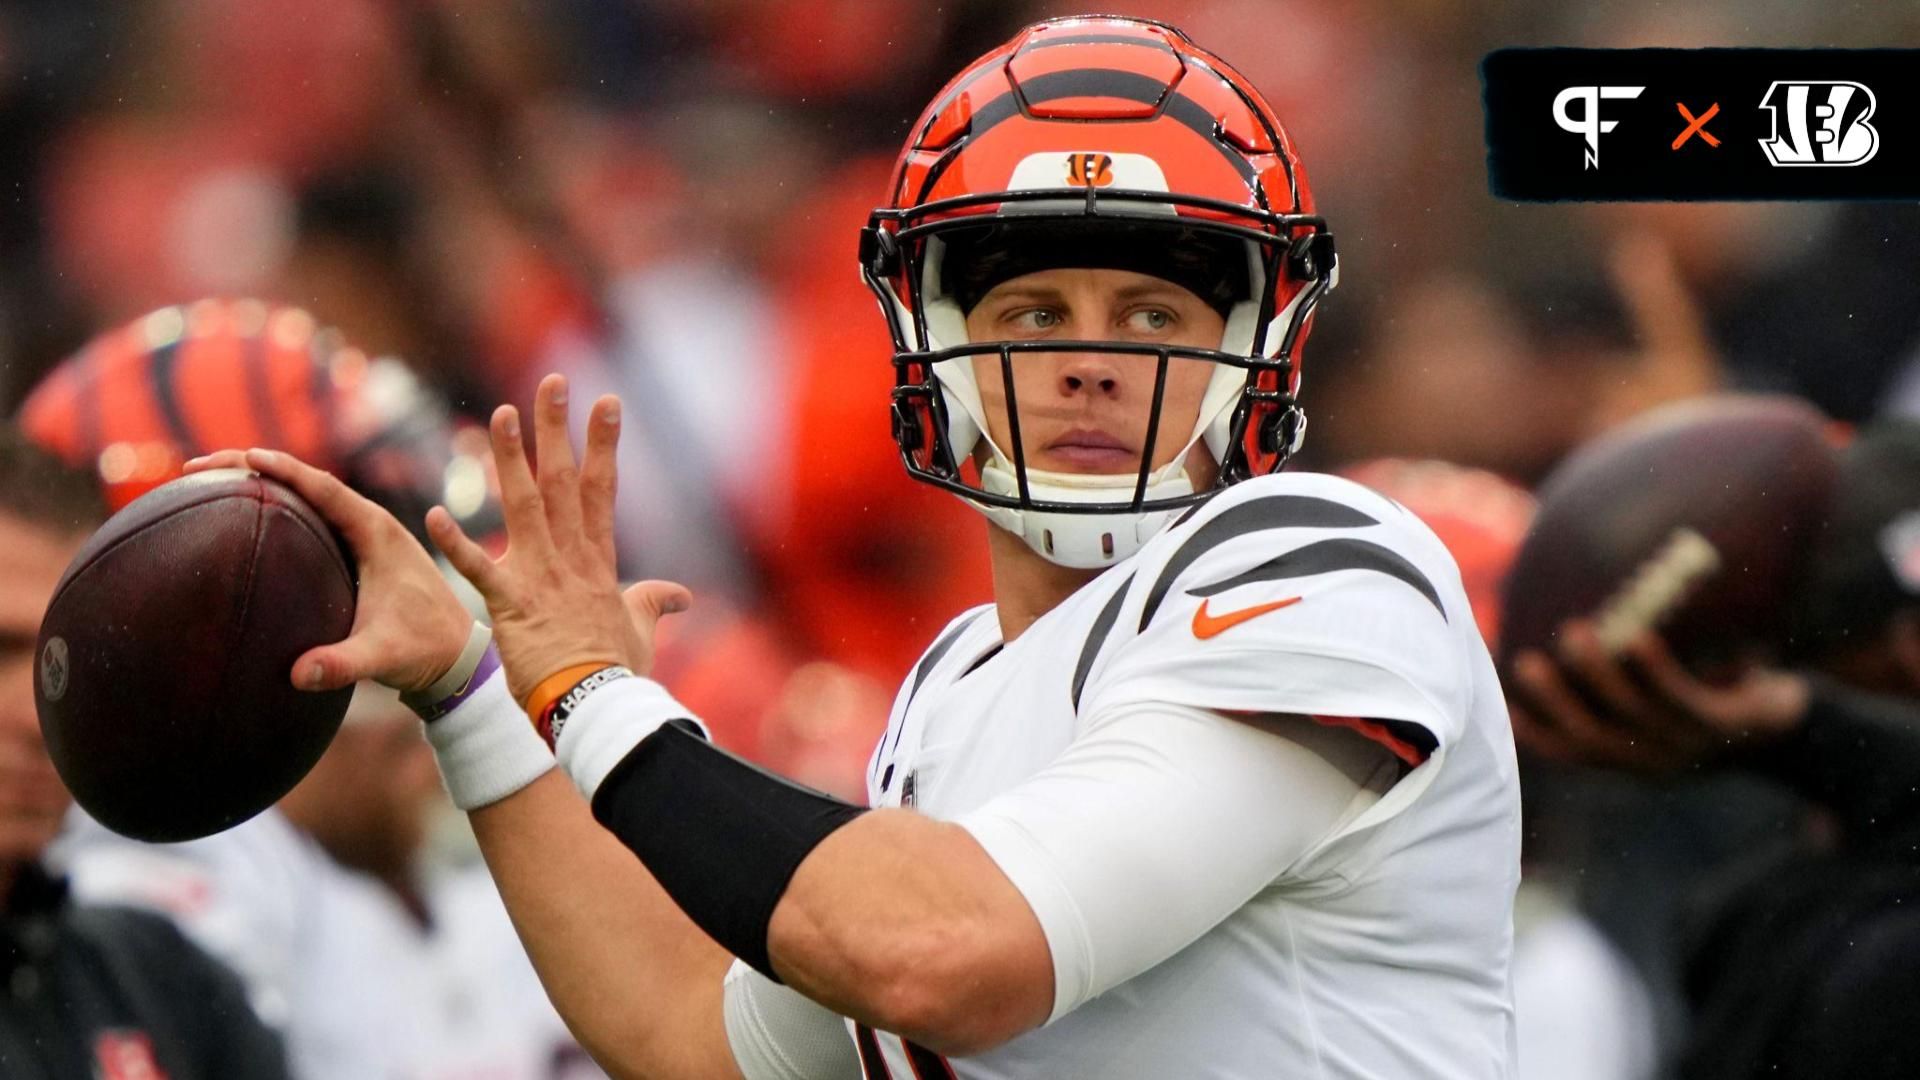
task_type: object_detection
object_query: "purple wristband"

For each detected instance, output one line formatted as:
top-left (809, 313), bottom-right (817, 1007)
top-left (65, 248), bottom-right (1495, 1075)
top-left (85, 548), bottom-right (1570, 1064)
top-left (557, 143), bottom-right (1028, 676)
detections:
top-left (414, 644), bottom-right (502, 723)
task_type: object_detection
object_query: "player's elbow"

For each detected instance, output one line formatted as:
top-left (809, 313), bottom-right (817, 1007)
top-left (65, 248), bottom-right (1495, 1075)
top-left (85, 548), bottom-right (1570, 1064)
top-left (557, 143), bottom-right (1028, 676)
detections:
top-left (865, 920), bottom-right (1051, 1056)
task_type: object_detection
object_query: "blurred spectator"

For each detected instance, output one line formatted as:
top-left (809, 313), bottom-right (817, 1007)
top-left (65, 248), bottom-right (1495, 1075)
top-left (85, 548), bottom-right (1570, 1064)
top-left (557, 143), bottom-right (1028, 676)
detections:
top-left (3, 3), bottom-right (1920, 1069)
top-left (19, 304), bottom-right (596, 1078)
top-left (1510, 418), bottom-right (1920, 1077)
top-left (55, 686), bottom-right (598, 1080)
top-left (0, 424), bottom-right (289, 1079)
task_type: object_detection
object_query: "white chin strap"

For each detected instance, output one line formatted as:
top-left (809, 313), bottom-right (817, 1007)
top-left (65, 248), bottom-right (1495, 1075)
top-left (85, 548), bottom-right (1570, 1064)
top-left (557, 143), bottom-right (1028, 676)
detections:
top-left (975, 450), bottom-right (1198, 569)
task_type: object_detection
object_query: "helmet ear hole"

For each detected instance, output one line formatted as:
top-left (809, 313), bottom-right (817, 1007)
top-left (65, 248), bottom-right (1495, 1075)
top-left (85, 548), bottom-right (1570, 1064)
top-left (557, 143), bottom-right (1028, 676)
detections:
top-left (1286, 233), bottom-right (1338, 286)
top-left (1286, 235), bottom-right (1317, 282)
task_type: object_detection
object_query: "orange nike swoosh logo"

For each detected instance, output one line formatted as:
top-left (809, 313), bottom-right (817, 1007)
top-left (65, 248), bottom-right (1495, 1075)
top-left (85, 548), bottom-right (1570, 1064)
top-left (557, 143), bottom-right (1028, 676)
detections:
top-left (1191, 595), bottom-right (1304, 639)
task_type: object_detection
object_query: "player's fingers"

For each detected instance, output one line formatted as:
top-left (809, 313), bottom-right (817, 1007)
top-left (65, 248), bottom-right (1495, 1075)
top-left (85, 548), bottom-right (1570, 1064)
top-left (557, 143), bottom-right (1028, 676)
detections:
top-left (1615, 634), bottom-right (1749, 763)
top-left (182, 450), bottom-right (251, 474)
top-left (1555, 619), bottom-right (1651, 718)
top-left (579, 395), bottom-right (621, 565)
top-left (532, 374), bottom-right (586, 542)
top-left (426, 506), bottom-right (509, 602)
top-left (242, 448), bottom-right (381, 546)
top-left (621, 579), bottom-right (692, 628)
top-left (1617, 630), bottom-right (1714, 720)
top-left (489, 405), bottom-right (555, 558)
top-left (292, 637), bottom-right (385, 692)
top-left (1510, 649), bottom-right (1651, 768)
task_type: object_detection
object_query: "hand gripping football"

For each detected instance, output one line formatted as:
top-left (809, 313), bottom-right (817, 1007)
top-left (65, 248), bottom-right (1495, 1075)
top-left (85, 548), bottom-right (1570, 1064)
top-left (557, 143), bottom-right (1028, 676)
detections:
top-left (35, 469), bottom-right (357, 841)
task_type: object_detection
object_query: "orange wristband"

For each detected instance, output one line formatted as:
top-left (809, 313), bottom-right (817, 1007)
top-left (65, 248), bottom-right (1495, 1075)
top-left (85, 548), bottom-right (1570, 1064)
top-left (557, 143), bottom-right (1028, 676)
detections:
top-left (521, 662), bottom-right (621, 724)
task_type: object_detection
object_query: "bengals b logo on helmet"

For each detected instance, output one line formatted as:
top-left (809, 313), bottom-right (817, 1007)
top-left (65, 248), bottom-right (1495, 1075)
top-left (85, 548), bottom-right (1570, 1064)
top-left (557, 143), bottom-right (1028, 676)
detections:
top-left (1064, 152), bottom-right (1115, 187)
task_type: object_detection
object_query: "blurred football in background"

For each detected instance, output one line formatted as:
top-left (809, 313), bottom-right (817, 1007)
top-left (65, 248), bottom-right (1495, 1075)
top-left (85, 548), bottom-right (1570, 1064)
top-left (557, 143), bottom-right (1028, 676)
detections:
top-left (34, 469), bottom-right (357, 842)
top-left (1499, 394), bottom-right (1842, 676)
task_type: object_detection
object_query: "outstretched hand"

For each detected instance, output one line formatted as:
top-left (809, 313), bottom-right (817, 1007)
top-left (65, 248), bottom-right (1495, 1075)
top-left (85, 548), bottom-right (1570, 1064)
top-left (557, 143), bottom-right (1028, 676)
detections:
top-left (1507, 619), bottom-right (1810, 774)
top-left (181, 449), bottom-right (475, 693)
top-left (425, 374), bottom-right (689, 704)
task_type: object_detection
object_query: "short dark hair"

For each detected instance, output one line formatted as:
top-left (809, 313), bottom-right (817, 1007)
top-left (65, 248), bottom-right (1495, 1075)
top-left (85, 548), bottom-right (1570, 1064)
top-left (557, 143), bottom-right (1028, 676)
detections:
top-left (1791, 418), bottom-right (1920, 657)
top-left (0, 423), bottom-right (106, 534)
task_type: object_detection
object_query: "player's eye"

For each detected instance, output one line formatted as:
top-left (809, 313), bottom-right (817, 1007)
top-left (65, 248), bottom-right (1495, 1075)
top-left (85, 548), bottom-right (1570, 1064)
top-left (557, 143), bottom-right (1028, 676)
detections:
top-left (1123, 308), bottom-right (1175, 334)
top-left (1006, 308), bottom-right (1062, 334)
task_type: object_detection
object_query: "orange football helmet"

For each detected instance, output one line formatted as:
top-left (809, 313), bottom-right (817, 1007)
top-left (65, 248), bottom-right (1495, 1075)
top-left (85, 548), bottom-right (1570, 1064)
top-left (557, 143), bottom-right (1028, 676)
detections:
top-left (861, 15), bottom-right (1336, 567)
top-left (17, 299), bottom-right (500, 546)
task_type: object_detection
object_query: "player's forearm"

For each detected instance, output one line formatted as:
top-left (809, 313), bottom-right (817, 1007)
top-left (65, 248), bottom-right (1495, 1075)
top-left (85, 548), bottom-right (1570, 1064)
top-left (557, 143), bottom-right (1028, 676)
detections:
top-left (564, 688), bottom-right (1053, 1057)
top-left (767, 810), bottom-right (1053, 1055)
top-left (468, 770), bottom-right (741, 1080)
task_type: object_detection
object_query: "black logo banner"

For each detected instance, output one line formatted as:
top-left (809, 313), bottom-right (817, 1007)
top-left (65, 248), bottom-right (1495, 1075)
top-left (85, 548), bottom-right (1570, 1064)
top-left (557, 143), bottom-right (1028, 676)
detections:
top-left (1483, 48), bottom-right (1920, 200)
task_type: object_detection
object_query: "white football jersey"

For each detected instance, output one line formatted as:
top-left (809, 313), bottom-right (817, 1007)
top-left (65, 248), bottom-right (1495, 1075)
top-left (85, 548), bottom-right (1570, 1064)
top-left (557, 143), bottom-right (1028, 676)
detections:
top-left (54, 809), bottom-right (597, 1080)
top-left (860, 471), bottom-right (1521, 1079)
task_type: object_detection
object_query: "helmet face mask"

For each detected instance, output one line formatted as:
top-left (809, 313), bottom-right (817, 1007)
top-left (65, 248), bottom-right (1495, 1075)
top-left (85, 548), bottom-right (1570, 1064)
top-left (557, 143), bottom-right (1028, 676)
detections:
top-left (861, 16), bottom-right (1336, 568)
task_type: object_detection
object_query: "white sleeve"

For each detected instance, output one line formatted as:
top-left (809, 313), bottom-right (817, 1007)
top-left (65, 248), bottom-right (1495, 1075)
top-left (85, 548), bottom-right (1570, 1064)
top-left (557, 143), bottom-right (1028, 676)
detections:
top-left (722, 959), bottom-right (860, 1080)
top-left (956, 702), bottom-right (1396, 1023)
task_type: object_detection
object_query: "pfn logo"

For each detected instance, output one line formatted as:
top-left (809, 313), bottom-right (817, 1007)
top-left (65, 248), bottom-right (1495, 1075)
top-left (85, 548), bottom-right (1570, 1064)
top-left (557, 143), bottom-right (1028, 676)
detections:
top-left (1759, 81), bottom-right (1879, 166)
top-left (1065, 152), bottom-right (1115, 187)
top-left (1552, 85), bottom-right (1645, 169)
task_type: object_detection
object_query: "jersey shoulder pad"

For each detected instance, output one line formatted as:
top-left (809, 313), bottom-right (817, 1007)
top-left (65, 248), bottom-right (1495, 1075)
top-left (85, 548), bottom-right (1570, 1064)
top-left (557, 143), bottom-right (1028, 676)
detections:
top-left (1079, 472), bottom-right (1470, 756)
top-left (1138, 471), bottom-right (1461, 631)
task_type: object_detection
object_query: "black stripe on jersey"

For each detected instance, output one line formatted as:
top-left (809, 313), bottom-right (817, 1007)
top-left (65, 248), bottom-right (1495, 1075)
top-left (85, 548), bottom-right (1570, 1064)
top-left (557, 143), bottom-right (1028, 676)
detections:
top-left (854, 1024), bottom-right (891, 1079)
top-left (1138, 495), bottom-right (1380, 631)
top-left (1186, 536), bottom-right (1447, 619)
top-left (906, 1040), bottom-right (959, 1079)
top-left (881, 610), bottom-right (991, 764)
top-left (1378, 717), bottom-right (1440, 762)
top-left (1072, 570), bottom-right (1136, 712)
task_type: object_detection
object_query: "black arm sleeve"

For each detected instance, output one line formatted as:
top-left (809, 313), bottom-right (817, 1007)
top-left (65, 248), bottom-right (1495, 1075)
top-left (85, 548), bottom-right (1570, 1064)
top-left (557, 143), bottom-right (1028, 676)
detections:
top-left (590, 720), bottom-right (867, 979)
top-left (1740, 677), bottom-right (1920, 842)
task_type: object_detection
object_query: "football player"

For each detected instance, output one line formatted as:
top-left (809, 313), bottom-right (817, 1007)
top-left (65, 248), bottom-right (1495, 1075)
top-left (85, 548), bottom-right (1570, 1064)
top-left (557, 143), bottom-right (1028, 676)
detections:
top-left (21, 300), bottom-right (596, 1079)
top-left (188, 15), bottom-right (1520, 1077)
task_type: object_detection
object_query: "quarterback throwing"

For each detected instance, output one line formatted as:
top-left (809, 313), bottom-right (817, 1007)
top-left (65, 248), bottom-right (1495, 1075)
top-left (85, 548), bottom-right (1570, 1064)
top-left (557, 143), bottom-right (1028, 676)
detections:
top-left (189, 14), bottom-right (1519, 1078)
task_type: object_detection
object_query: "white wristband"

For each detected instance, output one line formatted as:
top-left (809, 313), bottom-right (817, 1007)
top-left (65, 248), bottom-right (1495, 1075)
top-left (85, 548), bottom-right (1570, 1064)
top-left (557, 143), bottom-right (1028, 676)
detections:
top-left (555, 675), bottom-right (707, 802)
top-left (424, 667), bottom-right (555, 810)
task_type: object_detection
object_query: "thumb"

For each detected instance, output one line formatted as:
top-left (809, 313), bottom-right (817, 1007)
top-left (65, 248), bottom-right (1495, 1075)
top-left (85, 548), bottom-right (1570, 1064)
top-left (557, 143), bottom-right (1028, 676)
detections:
top-left (291, 637), bottom-right (386, 692)
top-left (621, 580), bottom-right (692, 627)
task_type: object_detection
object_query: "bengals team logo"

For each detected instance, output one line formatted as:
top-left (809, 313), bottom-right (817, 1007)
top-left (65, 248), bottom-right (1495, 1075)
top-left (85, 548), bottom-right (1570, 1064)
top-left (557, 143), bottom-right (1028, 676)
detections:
top-left (1064, 152), bottom-right (1115, 187)
top-left (1758, 80), bottom-right (1879, 166)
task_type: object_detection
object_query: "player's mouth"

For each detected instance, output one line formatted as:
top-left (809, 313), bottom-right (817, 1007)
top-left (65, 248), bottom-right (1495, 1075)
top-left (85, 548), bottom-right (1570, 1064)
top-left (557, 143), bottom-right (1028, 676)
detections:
top-left (1043, 428), bottom-right (1138, 471)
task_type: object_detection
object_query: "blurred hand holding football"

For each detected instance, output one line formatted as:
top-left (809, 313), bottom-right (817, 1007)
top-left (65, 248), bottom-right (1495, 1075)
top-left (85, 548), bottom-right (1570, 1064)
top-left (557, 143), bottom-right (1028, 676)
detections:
top-left (1507, 619), bottom-right (1811, 773)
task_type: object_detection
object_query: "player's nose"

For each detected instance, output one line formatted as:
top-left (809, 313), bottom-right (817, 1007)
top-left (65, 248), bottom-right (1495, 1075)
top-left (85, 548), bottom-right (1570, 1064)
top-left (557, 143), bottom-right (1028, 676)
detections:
top-left (1055, 351), bottom-right (1125, 399)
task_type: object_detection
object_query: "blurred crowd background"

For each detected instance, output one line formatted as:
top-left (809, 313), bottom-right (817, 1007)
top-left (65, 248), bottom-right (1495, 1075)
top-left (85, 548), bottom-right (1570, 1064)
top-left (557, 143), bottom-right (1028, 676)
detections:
top-left (3, 1), bottom-right (1920, 1078)
top-left (6, 0), bottom-right (1920, 783)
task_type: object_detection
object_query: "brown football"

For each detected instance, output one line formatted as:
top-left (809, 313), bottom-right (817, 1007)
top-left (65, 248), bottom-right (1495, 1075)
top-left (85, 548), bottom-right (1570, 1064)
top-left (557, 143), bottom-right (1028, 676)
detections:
top-left (1499, 394), bottom-right (1841, 676)
top-left (34, 469), bottom-right (357, 841)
